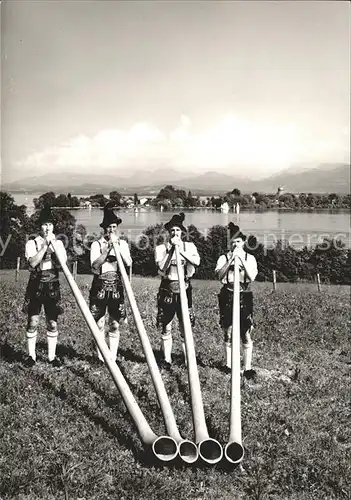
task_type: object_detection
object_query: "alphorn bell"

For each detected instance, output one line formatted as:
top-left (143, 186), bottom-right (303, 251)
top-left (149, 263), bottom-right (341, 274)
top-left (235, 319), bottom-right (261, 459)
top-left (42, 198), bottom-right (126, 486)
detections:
top-left (174, 245), bottom-right (223, 464)
top-left (224, 256), bottom-right (245, 463)
top-left (112, 241), bottom-right (198, 464)
top-left (50, 240), bottom-right (177, 462)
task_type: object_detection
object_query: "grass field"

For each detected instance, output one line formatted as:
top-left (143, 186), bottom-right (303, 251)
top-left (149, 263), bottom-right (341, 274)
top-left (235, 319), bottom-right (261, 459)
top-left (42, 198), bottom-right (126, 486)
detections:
top-left (0, 270), bottom-right (350, 500)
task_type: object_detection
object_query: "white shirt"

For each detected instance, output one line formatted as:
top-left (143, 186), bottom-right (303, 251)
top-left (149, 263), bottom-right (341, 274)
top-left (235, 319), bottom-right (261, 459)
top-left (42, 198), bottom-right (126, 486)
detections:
top-left (155, 242), bottom-right (200, 280)
top-left (215, 250), bottom-right (258, 285)
top-left (90, 237), bottom-right (132, 274)
top-left (25, 235), bottom-right (67, 270)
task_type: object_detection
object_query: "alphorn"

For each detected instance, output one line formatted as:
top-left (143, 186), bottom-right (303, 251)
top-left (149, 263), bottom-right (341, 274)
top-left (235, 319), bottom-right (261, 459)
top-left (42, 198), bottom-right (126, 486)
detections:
top-left (174, 245), bottom-right (223, 464)
top-left (50, 240), bottom-right (178, 462)
top-left (112, 241), bottom-right (198, 464)
top-left (224, 256), bottom-right (245, 463)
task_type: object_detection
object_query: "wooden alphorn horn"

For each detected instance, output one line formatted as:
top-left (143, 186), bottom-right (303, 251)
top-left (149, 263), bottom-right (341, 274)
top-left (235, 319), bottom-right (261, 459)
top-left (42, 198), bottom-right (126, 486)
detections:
top-left (112, 241), bottom-right (198, 464)
top-left (50, 240), bottom-right (178, 462)
top-left (224, 256), bottom-right (245, 464)
top-left (174, 245), bottom-right (223, 464)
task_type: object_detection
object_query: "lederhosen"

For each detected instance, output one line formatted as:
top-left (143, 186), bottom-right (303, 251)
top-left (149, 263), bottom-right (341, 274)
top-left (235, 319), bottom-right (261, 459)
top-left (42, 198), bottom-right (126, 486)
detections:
top-left (218, 252), bottom-right (254, 340)
top-left (156, 243), bottom-right (195, 329)
top-left (23, 239), bottom-right (63, 319)
top-left (89, 241), bottom-right (126, 322)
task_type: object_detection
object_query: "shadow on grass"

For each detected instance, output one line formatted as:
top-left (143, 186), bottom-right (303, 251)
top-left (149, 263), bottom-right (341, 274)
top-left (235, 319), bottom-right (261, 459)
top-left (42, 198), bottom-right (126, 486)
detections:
top-left (54, 342), bottom-right (151, 366)
top-left (1, 341), bottom-right (27, 364)
top-left (66, 355), bottom-right (226, 471)
top-left (35, 368), bottom-right (152, 463)
top-left (1, 340), bottom-right (233, 470)
top-left (0, 340), bottom-right (157, 464)
top-left (171, 350), bottom-right (218, 371)
top-left (1, 339), bottom-right (153, 368)
top-left (66, 362), bottom-right (186, 467)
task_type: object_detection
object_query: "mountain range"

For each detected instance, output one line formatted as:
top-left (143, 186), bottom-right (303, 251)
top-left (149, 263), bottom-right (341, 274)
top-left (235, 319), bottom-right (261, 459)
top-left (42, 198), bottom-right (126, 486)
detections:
top-left (2, 163), bottom-right (350, 195)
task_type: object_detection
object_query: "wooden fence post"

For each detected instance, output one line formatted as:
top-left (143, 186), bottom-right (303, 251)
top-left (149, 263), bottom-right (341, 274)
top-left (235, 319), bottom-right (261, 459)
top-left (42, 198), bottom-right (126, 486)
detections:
top-left (15, 257), bottom-right (20, 282)
top-left (316, 273), bottom-right (321, 292)
top-left (272, 270), bottom-right (277, 291)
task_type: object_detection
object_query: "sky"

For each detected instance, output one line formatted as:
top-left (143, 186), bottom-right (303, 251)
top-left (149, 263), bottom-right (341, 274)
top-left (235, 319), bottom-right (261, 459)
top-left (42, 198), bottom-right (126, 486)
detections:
top-left (1, 0), bottom-right (350, 183)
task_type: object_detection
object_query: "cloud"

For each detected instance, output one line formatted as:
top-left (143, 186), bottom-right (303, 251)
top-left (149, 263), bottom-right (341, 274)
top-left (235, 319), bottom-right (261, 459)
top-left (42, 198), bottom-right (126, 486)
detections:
top-left (16, 115), bottom-right (350, 175)
top-left (170, 114), bottom-right (192, 142)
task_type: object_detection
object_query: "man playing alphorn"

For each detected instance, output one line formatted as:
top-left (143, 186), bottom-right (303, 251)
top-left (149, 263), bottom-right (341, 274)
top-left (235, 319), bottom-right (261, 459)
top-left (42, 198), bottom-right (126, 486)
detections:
top-left (215, 223), bottom-right (258, 379)
top-left (23, 207), bottom-right (67, 367)
top-left (155, 212), bottom-right (200, 369)
top-left (89, 203), bottom-right (132, 362)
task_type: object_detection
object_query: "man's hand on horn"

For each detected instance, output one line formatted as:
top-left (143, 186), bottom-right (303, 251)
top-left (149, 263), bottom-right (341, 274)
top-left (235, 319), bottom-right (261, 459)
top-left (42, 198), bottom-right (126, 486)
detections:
top-left (44, 232), bottom-right (55, 246)
top-left (230, 248), bottom-right (243, 264)
top-left (171, 235), bottom-right (181, 246)
top-left (108, 233), bottom-right (119, 247)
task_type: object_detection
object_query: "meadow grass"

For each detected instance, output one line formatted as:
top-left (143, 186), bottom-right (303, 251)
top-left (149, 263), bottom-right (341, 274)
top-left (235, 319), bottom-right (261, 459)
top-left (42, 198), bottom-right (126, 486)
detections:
top-left (0, 270), bottom-right (350, 499)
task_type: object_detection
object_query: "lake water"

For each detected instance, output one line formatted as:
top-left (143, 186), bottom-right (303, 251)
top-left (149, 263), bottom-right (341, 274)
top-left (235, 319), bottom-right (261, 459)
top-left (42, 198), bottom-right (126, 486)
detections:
top-left (11, 192), bottom-right (350, 249)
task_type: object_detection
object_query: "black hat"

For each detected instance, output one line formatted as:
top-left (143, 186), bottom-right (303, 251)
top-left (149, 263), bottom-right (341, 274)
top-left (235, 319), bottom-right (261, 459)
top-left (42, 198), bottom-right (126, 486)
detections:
top-left (164, 212), bottom-right (186, 233)
top-left (37, 207), bottom-right (55, 226)
top-left (228, 222), bottom-right (246, 241)
top-left (100, 202), bottom-right (122, 229)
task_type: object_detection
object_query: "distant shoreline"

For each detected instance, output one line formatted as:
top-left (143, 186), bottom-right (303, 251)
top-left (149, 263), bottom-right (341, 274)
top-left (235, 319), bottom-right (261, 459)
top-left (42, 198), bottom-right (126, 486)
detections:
top-left (51, 206), bottom-right (349, 213)
top-left (7, 189), bottom-right (350, 196)
top-left (23, 205), bottom-right (351, 215)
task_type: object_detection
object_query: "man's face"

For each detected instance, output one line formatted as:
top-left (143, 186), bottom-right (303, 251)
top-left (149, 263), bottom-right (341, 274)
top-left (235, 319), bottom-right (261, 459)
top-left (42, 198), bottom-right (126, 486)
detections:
top-left (105, 223), bottom-right (118, 238)
top-left (230, 237), bottom-right (244, 250)
top-left (170, 226), bottom-right (182, 239)
top-left (41, 222), bottom-right (54, 236)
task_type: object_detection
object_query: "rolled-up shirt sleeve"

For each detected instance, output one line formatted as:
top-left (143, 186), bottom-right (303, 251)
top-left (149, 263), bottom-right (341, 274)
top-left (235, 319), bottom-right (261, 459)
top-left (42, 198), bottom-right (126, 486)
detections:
top-left (25, 240), bottom-right (37, 261)
top-left (155, 245), bottom-right (167, 268)
top-left (215, 255), bottom-right (226, 275)
top-left (246, 255), bottom-right (258, 281)
top-left (187, 242), bottom-right (200, 266)
top-left (119, 240), bottom-right (132, 267)
top-left (90, 241), bottom-right (101, 266)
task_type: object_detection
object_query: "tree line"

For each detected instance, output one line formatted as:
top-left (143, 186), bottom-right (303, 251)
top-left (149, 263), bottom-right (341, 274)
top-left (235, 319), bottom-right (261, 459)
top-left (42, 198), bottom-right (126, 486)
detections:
top-left (152, 186), bottom-right (350, 210)
top-left (1, 191), bottom-right (349, 285)
top-left (32, 187), bottom-right (351, 210)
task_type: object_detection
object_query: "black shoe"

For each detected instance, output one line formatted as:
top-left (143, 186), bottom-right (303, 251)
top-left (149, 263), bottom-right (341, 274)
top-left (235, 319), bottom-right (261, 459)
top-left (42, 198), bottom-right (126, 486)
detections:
top-left (223, 366), bottom-right (231, 375)
top-left (243, 369), bottom-right (257, 381)
top-left (23, 355), bottom-right (36, 367)
top-left (49, 357), bottom-right (63, 368)
top-left (159, 360), bottom-right (171, 371)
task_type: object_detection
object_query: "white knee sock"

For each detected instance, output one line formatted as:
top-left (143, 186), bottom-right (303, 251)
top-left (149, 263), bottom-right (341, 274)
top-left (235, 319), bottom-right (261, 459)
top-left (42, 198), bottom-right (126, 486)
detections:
top-left (95, 317), bottom-right (106, 361)
top-left (243, 342), bottom-right (253, 371)
top-left (162, 337), bottom-right (172, 363)
top-left (26, 331), bottom-right (37, 361)
top-left (108, 329), bottom-right (120, 361)
top-left (96, 329), bottom-right (105, 361)
top-left (47, 331), bottom-right (58, 361)
top-left (225, 342), bottom-right (231, 369)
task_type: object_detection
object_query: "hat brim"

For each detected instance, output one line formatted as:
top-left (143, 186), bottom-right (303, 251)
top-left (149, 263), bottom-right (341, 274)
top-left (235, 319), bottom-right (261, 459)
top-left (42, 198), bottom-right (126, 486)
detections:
top-left (229, 232), bottom-right (247, 241)
top-left (100, 219), bottom-right (122, 228)
top-left (164, 222), bottom-right (187, 233)
top-left (38, 217), bottom-right (55, 225)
